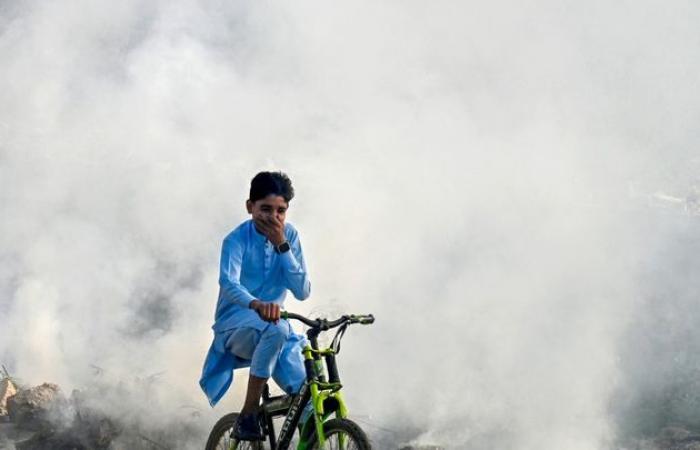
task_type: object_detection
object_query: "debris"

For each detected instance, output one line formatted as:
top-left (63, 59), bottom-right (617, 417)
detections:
top-left (0, 376), bottom-right (220, 449)
top-left (7, 383), bottom-right (66, 430)
top-left (0, 377), bottom-right (18, 416)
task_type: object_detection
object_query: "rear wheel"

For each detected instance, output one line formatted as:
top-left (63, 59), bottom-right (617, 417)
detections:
top-left (307, 418), bottom-right (371, 450)
top-left (205, 412), bottom-right (265, 450)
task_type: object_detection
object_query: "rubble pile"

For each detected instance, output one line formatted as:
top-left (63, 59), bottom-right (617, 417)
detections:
top-left (7, 383), bottom-right (66, 430)
top-left (5, 372), bottom-right (700, 450)
top-left (0, 378), bottom-right (17, 417)
top-left (0, 381), bottom-right (115, 450)
top-left (0, 373), bottom-right (204, 450)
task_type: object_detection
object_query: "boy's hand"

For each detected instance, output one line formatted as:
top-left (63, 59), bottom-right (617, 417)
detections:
top-left (250, 299), bottom-right (281, 323)
top-left (253, 216), bottom-right (286, 246)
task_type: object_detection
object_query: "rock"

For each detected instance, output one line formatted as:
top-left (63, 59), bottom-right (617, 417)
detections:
top-left (3, 384), bottom-right (119, 449)
top-left (7, 383), bottom-right (66, 430)
top-left (0, 378), bottom-right (17, 416)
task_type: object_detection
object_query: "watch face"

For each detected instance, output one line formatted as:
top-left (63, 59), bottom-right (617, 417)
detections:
top-left (278, 242), bottom-right (291, 253)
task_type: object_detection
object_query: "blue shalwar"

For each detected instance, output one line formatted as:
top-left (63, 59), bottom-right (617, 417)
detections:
top-left (200, 219), bottom-right (311, 406)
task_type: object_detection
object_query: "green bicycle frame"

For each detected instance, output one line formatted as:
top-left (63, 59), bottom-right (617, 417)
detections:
top-left (229, 312), bottom-right (371, 450)
top-left (296, 340), bottom-right (349, 449)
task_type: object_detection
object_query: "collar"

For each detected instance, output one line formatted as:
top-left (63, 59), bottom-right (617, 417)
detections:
top-left (249, 220), bottom-right (270, 245)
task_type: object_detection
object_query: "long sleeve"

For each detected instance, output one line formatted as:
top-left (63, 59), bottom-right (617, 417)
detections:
top-left (219, 236), bottom-right (256, 308)
top-left (279, 228), bottom-right (311, 300)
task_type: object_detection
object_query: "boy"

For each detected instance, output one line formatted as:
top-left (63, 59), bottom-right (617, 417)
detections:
top-left (200, 171), bottom-right (311, 441)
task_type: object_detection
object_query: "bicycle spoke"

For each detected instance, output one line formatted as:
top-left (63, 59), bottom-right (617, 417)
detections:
top-left (215, 426), bottom-right (230, 450)
top-left (214, 427), bottom-right (229, 450)
top-left (214, 428), bottom-right (265, 450)
top-left (320, 433), bottom-right (361, 450)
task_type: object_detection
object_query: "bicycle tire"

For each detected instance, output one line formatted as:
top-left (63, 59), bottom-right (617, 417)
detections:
top-left (205, 412), bottom-right (265, 450)
top-left (306, 418), bottom-right (372, 450)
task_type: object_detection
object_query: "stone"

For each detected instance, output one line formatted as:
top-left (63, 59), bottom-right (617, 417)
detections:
top-left (0, 378), bottom-right (18, 416)
top-left (7, 383), bottom-right (66, 430)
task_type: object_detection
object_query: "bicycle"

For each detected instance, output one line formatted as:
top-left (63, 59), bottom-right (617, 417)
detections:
top-left (205, 311), bottom-right (375, 450)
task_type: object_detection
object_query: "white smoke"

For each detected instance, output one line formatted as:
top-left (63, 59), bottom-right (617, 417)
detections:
top-left (1, 1), bottom-right (700, 449)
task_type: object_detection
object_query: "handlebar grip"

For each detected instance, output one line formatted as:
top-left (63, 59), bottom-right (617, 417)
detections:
top-left (359, 314), bottom-right (375, 324)
top-left (349, 314), bottom-right (375, 325)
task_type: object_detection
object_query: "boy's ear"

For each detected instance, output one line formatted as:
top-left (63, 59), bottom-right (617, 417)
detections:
top-left (245, 199), bottom-right (253, 214)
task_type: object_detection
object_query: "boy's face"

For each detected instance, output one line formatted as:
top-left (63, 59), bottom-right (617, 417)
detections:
top-left (246, 194), bottom-right (289, 224)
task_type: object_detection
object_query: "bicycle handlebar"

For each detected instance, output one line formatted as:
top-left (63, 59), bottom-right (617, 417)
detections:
top-left (281, 311), bottom-right (375, 330)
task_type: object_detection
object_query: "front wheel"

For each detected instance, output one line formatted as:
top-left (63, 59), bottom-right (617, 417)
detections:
top-left (307, 418), bottom-right (372, 450)
top-left (205, 412), bottom-right (265, 450)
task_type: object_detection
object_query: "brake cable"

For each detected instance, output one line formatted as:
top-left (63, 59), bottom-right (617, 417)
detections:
top-left (330, 321), bottom-right (349, 354)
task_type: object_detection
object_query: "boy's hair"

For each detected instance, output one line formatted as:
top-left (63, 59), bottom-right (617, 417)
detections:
top-left (249, 171), bottom-right (295, 203)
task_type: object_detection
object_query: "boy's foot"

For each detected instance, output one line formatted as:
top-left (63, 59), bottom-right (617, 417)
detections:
top-left (234, 412), bottom-right (264, 441)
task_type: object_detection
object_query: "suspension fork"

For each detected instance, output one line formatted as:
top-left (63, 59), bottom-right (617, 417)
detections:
top-left (300, 351), bottom-right (352, 448)
top-left (302, 343), bottom-right (327, 447)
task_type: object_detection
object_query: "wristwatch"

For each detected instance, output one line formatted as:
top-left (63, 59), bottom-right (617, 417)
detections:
top-left (275, 241), bottom-right (291, 254)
